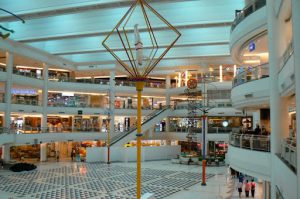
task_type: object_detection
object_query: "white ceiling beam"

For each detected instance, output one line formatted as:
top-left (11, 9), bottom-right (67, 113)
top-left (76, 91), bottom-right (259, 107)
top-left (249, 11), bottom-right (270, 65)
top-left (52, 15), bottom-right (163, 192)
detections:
top-left (0, 0), bottom-right (188, 20)
top-left (0, 39), bottom-right (75, 70)
top-left (5, 1), bottom-right (243, 41)
top-left (26, 26), bottom-right (231, 54)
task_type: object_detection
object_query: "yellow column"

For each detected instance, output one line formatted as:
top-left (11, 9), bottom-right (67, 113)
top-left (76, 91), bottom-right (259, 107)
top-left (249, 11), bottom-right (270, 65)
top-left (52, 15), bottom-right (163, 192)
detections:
top-left (136, 81), bottom-right (144, 199)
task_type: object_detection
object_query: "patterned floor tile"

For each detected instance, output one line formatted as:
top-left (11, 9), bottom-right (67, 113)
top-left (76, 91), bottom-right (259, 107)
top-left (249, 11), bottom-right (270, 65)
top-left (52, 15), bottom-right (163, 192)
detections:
top-left (29, 188), bottom-right (103, 199)
top-left (39, 175), bottom-right (94, 185)
top-left (114, 185), bottom-right (180, 199)
top-left (0, 181), bottom-right (58, 196)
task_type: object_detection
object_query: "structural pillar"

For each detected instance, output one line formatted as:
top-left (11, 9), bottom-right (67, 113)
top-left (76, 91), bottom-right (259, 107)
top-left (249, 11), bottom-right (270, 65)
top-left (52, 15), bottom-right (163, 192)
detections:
top-left (4, 52), bottom-right (13, 128)
top-left (2, 144), bottom-right (10, 162)
top-left (291, 0), bottom-right (300, 197)
top-left (42, 63), bottom-right (49, 131)
top-left (267, 0), bottom-right (291, 197)
top-left (109, 71), bottom-right (115, 133)
top-left (40, 143), bottom-right (47, 162)
top-left (165, 76), bottom-right (171, 132)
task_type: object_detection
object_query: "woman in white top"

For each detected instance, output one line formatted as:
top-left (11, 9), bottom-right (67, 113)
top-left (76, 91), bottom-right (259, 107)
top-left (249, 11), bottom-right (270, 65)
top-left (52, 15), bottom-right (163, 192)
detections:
top-left (237, 181), bottom-right (243, 198)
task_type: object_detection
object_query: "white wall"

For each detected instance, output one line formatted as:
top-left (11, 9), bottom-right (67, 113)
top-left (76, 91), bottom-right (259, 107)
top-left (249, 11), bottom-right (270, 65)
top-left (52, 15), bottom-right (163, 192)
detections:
top-left (86, 145), bottom-right (181, 163)
top-left (230, 7), bottom-right (267, 64)
top-left (273, 156), bottom-right (297, 199)
top-left (227, 145), bottom-right (271, 181)
top-left (170, 108), bottom-right (244, 117)
top-left (278, 53), bottom-right (295, 96)
top-left (231, 77), bottom-right (270, 108)
top-left (149, 132), bottom-right (229, 143)
top-left (0, 132), bottom-right (112, 145)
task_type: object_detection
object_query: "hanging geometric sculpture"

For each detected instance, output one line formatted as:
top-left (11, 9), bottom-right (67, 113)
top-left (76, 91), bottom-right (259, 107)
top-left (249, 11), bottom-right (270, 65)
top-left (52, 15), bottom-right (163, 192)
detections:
top-left (102, 0), bottom-right (181, 80)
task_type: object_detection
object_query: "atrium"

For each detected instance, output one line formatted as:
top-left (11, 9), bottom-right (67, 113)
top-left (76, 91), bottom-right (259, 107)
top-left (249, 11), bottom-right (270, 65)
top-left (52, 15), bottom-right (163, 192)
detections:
top-left (0, 0), bottom-right (299, 199)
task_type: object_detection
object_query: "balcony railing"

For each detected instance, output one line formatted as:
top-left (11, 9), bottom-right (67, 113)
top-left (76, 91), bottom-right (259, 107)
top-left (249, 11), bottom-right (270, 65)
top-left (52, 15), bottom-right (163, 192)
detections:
top-left (49, 76), bottom-right (110, 85)
top-left (115, 80), bottom-right (166, 88)
top-left (229, 133), bottom-right (270, 152)
top-left (13, 70), bottom-right (43, 79)
top-left (1, 126), bottom-right (106, 134)
top-left (169, 126), bottom-right (234, 134)
top-left (232, 63), bottom-right (269, 87)
top-left (12, 99), bottom-right (42, 106)
top-left (231, 0), bottom-right (266, 32)
top-left (281, 138), bottom-right (296, 171)
top-left (279, 42), bottom-right (294, 72)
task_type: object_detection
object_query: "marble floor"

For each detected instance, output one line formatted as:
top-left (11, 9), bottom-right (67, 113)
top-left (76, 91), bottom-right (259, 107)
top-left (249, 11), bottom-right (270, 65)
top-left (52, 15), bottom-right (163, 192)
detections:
top-left (0, 161), bottom-right (263, 199)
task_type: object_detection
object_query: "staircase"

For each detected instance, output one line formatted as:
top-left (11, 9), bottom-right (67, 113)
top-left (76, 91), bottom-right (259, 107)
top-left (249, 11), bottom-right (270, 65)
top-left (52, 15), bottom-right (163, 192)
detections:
top-left (109, 106), bottom-right (171, 147)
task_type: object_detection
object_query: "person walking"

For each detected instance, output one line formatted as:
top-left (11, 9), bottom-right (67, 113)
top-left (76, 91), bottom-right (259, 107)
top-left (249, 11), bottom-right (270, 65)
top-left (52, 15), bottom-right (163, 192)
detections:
top-left (237, 181), bottom-right (243, 198)
top-left (251, 179), bottom-right (256, 197)
top-left (245, 180), bottom-right (251, 197)
top-left (56, 150), bottom-right (60, 162)
top-left (71, 148), bottom-right (75, 161)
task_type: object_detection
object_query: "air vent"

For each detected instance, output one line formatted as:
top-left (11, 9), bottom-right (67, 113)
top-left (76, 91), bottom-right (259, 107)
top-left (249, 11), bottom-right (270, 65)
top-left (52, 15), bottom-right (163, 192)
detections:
top-left (32, 110), bottom-right (36, 113)
top-left (58, 112), bottom-right (65, 114)
top-left (218, 112), bottom-right (225, 114)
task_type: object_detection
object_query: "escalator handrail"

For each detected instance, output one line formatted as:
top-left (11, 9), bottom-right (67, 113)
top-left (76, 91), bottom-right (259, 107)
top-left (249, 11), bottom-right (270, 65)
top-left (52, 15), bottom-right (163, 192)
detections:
top-left (109, 106), bottom-right (171, 146)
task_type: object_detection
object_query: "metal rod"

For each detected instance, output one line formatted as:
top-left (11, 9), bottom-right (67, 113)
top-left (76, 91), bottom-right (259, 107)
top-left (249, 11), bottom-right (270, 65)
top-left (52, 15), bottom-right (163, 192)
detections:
top-left (136, 81), bottom-right (144, 199)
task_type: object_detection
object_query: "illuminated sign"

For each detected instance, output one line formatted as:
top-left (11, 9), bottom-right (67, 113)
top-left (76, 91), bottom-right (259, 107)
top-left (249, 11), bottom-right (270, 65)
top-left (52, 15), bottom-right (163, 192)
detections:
top-left (249, 42), bottom-right (255, 52)
top-left (11, 89), bottom-right (37, 95)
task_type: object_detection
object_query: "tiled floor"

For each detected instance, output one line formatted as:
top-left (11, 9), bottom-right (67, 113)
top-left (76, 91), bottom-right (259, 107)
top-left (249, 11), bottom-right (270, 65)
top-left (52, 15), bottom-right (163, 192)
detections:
top-left (0, 161), bottom-right (263, 199)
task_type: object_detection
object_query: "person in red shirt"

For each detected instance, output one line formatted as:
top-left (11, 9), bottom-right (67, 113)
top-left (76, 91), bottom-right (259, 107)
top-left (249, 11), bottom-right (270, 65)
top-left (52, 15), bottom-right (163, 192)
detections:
top-left (245, 180), bottom-right (251, 197)
top-left (251, 179), bottom-right (256, 197)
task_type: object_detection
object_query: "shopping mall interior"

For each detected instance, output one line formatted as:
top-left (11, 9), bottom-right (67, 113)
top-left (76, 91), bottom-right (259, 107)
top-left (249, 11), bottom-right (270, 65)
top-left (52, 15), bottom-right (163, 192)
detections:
top-left (0, 0), bottom-right (299, 198)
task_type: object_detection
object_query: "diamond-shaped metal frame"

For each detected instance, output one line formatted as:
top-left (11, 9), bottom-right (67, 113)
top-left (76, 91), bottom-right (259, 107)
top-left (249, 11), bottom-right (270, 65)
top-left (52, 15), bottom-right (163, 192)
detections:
top-left (102, 0), bottom-right (181, 79)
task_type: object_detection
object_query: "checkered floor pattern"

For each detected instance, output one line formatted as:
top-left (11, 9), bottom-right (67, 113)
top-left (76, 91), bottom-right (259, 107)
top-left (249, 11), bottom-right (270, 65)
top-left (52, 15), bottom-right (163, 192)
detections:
top-left (0, 163), bottom-right (214, 199)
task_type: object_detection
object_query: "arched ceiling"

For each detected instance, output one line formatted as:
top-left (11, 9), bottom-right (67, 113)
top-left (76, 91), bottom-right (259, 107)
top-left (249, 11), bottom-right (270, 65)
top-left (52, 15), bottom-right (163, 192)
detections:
top-left (0, 0), bottom-right (245, 73)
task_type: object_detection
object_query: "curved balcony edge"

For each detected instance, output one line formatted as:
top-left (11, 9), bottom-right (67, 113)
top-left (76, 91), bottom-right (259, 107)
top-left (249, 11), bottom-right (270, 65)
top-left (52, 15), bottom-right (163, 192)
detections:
top-left (230, 6), bottom-right (267, 64)
top-left (227, 144), bottom-right (271, 181)
top-left (231, 77), bottom-right (270, 109)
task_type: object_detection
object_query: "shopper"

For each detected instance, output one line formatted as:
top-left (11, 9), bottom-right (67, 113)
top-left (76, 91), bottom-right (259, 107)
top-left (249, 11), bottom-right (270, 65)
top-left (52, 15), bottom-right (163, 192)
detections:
top-left (237, 181), bottom-right (243, 198)
top-left (238, 173), bottom-right (244, 182)
top-left (71, 148), bottom-right (75, 161)
top-left (251, 179), bottom-right (256, 197)
top-left (56, 151), bottom-right (60, 162)
top-left (245, 180), bottom-right (251, 197)
top-left (254, 124), bottom-right (261, 135)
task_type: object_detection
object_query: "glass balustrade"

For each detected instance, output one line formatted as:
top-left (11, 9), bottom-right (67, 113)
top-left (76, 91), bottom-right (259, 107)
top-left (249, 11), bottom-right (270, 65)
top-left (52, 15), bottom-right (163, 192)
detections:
top-left (232, 63), bottom-right (269, 87)
top-left (281, 138), bottom-right (297, 171)
top-left (279, 42), bottom-right (294, 72)
top-left (115, 80), bottom-right (166, 88)
top-left (13, 69), bottom-right (43, 79)
top-left (11, 98), bottom-right (42, 106)
top-left (49, 76), bottom-right (110, 85)
top-left (229, 133), bottom-right (270, 152)
top-left (169, 126), bottom-right (233, 133)
top-left (231, 0), bottom-right (266, 32)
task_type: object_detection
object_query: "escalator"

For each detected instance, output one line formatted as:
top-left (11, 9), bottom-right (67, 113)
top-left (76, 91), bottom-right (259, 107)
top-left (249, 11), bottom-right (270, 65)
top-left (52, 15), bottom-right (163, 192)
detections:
top-left (109, 106), bottom-right (171, 147)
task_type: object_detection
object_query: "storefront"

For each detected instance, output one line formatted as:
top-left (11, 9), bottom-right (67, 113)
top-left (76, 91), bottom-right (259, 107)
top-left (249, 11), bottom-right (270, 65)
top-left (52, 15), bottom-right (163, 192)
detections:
top-left (47, 115), bottom-right (72, 132)
top-left (11, 88), bottom-right (40, 105)
top-left (10, 114), bottom-right (42, 131)
top-left (114, 96), bottom-right (165, 110)
top-left (48, 92), bottom-right (107, 108)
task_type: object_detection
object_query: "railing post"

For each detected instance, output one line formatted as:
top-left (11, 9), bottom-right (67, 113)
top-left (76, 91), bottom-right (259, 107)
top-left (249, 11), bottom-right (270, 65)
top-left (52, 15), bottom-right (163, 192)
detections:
top-left (250, 135), bottom-right (253, 150)
top-left (240, 134), bottom-right (243, 148)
